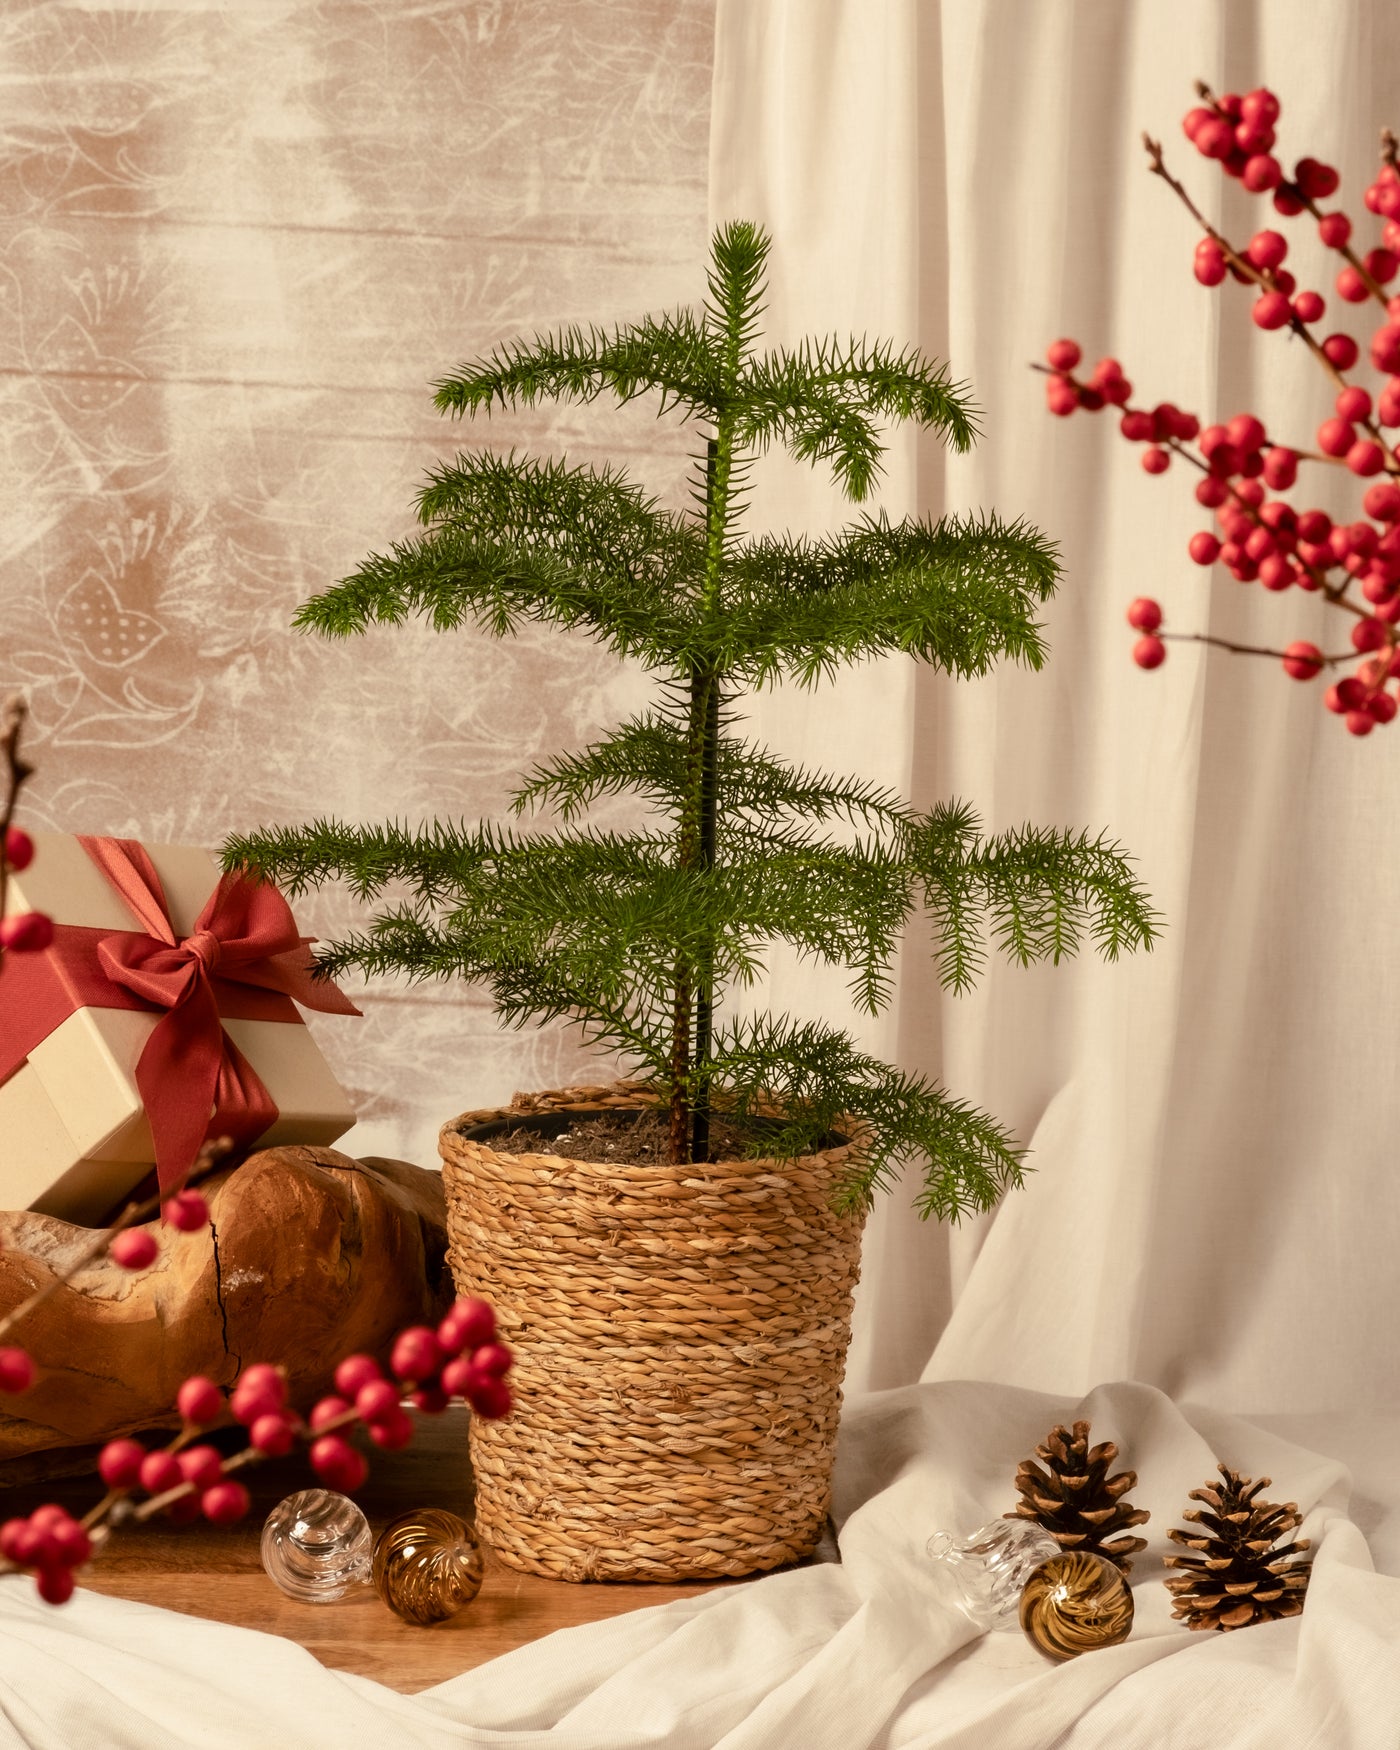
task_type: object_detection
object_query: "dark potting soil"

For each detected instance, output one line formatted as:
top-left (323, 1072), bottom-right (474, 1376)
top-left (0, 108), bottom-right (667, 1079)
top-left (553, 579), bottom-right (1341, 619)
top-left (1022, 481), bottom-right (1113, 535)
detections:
top-left (490, 1108), bottom-right (759, 1166)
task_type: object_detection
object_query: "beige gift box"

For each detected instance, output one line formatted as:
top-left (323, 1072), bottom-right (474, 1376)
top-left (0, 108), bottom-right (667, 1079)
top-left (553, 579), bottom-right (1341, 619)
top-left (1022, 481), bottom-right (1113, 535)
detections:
top-left (0, 833), bottom-right (357, 1225)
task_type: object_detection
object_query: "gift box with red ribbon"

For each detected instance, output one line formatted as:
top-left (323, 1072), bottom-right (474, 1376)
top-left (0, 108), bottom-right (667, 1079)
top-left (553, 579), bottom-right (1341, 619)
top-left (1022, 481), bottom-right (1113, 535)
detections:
top-left (0, 833), bottom-right (360, 1225)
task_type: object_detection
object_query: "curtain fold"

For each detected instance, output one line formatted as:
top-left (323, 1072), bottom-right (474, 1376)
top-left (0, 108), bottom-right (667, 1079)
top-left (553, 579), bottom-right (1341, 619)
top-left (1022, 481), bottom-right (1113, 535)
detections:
top-left (711, 0), bottom-right (1400, 1414)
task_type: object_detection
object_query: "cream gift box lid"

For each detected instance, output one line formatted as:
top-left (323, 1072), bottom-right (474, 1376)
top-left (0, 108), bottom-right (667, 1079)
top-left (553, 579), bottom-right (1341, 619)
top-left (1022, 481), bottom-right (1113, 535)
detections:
top-left (0, 833), bottom-right (357, 1224)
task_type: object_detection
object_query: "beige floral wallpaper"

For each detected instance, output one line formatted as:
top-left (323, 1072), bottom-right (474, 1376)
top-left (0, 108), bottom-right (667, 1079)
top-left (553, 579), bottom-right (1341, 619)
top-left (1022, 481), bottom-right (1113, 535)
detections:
top-left (1, 1), bottom-right (714, 1167)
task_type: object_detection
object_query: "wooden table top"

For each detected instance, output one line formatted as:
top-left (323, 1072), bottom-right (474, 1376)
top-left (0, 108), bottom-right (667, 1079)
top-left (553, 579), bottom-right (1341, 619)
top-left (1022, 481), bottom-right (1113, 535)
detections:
top-left (1, 1408), bottom-right (734, 1694)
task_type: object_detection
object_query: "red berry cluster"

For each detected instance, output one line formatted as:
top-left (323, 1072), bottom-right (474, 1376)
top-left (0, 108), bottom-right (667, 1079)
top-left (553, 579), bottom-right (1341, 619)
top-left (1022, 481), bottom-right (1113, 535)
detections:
top-left (0, 826), bottom-right (53, 954)
top-left (0, 1504), bottom-right (92, 1603)
top-left (1040, 83), bottom-right (1400, 737)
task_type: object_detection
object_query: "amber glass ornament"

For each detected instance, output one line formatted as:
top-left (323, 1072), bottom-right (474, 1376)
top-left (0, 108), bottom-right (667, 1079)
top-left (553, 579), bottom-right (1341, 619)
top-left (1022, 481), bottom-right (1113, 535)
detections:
top-left (1019, 1550), bottom-right (1134, 1662)
top-left (371, 1508), bottom-right (485, 1625)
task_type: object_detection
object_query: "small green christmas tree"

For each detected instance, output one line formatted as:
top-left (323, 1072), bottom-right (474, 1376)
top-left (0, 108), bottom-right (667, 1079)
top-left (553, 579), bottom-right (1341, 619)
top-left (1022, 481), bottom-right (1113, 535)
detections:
top-left (225, 223), bottom-right (1157, 1219)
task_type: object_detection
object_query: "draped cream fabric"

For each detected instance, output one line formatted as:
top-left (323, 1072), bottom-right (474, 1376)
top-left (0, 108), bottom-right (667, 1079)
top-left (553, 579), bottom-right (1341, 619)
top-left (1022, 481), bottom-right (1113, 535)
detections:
top-left (712, 0), bottom-right (1400, 1416)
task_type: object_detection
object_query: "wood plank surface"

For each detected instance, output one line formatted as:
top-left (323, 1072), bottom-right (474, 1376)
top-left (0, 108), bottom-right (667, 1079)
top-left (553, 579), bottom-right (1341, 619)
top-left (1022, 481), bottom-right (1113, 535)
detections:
top-left (0, 1408), bottom-right (736, 1694)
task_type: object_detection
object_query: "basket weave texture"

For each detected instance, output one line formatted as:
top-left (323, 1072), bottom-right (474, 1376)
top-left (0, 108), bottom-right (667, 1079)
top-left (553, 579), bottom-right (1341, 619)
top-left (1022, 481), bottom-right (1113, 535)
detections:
top-left (439, 1083), bottom-right (866, 1582)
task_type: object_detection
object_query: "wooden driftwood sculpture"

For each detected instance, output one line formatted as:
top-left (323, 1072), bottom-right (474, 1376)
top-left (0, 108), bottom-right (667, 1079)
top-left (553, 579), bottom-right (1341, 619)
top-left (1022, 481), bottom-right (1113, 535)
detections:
top-left (0, 1145), bottom-right (451, 1484)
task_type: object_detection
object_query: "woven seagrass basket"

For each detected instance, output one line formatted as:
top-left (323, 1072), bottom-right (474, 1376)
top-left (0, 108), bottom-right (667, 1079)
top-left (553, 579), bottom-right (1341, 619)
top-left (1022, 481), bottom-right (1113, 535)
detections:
top-left (438, 1082), bottom-right (866, 1582)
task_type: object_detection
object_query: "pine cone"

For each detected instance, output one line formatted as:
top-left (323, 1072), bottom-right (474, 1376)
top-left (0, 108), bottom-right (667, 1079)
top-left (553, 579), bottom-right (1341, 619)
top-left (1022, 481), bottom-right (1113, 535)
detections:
top-left (1005, 1420), bottom-right (1149, 1575)
top-left (1163, 1464), bottom-right (1312, 1631)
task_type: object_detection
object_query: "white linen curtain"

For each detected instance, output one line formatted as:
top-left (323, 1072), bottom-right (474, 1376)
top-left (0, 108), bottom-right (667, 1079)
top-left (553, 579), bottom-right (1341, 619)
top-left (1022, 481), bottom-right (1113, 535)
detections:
top-left (711, 0), bottom-right (1400, 1418)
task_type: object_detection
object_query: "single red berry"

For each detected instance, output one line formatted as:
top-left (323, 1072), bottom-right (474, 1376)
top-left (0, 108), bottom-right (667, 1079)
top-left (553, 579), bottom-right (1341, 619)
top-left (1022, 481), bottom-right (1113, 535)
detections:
top-left (1364, 482), bottom-right (1400, 521)
top-left (1182, 106), bottom-right (1215, 142)
top-left (333, 1354), bottom-right (382, 1399)
top-left (1295, 158), bottom-right (1339, 200)
top-left (1244, 527), bottom-right (1277, 562)
top-left (1242, 155), bottom-right (1281, 193)
top-left (1380, 597), bottom-right (1400, 623)
top-left (1369, 690), bottom-right (1399, 724)
top-left (237, 1364), bottom-right (286, 1407)
top-left (410, 1385), bottom-right (450, 1415)
top-left (1262, 447), bottom-right (1298, 491)
top-left (1170, 409), bottom-right (1201, 442)
top-left (1297, 510), bottom-right (1332, 544)
top-left (1379, 185), bottom-right (1400, 222)
top-left (355, 1379), bottom-right (400, 1422)
top-left (1235, 479), bottom-right (1265, 507)
top-left (1199, 422), bottom-right (1231, 459)
top-left (139, 1450), bottom-right (183, 1496)
top-left (1226, 414), bottom-right (1266, 452)
top-left (1353, 618), bottom-right (1388, 652)
top-left (1322, 333), bottom-right (1360, 370)
top-left (1337, 266), bottom-right (1369, 303)
top-left (1241, 88), bottom-right (1280, 126)
top-left (1317, 417), bottom-right (1356, 458)
top-left (1076, 385), bottom-right (1105, 412)
top-left (309, 1394), bottom-right (352, 1434)
top-left (163, 1189), bottom-right (209, 1233)
top-left (439, 1298), bottom-right (496, 1355)
top-left (1274, 268), bottom-right (1297, 295)
top-left (367, 1407), bottom-right (415, 1451)
top-left (0, 1519), bottom-right (28, 1562)
top-left (1045, 376), bottom-right (1078, 417)
top-left (230, 1382), bottom-right (281, 1426)
top-left (49, 1518), bottom-right (90, 1568)
top-left (1132, 635), bottom-right (1167, 670)
top-left (2, 828), bottom-right (34, 873)
top-left (0, 912), bottom-right (54, 954)
top-left (1282, 642), bottom-right (1325, 680)
top-left (1292, 290), bottom-right (1325, 324)
top-left (1364, 570), bottom-right (1400, 605)
top-left (1195, 117), bottom-right (1235, 160)
top-left (1045, 339), bottom-right (1080, 372)
top-left (1273, 185), bottom-right (1306, 217)
top-left (98, 1438), bottom-right (146, 1490)
top-left (1367, 248), bottom-right (1400, 285)
top-left (0, 1348), bottom-right (34, 1395)
top-left (1347, 522), bottom-right (1379, 559)
top-left (1371, 324), bottom-right (1400, 375)
top-left (1258, 554), bottom-right (1295, 591)
top-left (440, 1356), bottom-right (473, 1398)
top-left (1348, 439), bottom-right (1386, 476)
top-left (1251, 291), bottom-right (1291, 330)
top-left (201, 1481), bottom-right (251, 1526)
top-left (1090, 355), bottom-right (1123, 386)
top-left (1246, 230), bottom-right (1287, 272)
top-left (1336, 385), bottom-right (1373, 422)
top-left (1119, 410), bottom-right (1155, 441)
top-left (1218, 92), bottom-right (1244, 119)
top-left (1380, 383), bottom-right (1400, 427)
top-left (1345, 709), bottom-right (1377, 736)
top-left (249, 1412), bottom-right (297, 1457)
top-left (109, 1229), bottom-right (157, 1271)
top-left (178, 1445), bottom-right (224, 1490)
top-left (1235, 119), bottom-right (1274, 156)
top-left (36, 1565), bottom-right (75, 1606)
top-left (1318, 212), bottom-right (1352, 248)
top-left (1140, 446), bottom-right (1170, 474)
top-left (470, 1342), bottom-right (513, 1379)
top-left (1193, 239), bottom-right (1228, 287)
top-left (176, 1375), bottom-right (222, 1426)
top-left (1185, 532), bottom-right (1218, 566)
top-left (309, 1436), bottom-right (368, 1494)
top-left (1195, 477), bottom-right (1229, 508)
top-left (465, 1376), bottom-right (513, 1420)
top-left (390, 1326), bottom-right (442, 1385)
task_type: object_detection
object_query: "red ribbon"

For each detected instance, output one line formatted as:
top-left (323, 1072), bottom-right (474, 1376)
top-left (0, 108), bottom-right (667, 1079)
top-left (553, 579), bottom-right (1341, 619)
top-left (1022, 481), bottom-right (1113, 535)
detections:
top-left (0, 837), bottom-right (359, 1193)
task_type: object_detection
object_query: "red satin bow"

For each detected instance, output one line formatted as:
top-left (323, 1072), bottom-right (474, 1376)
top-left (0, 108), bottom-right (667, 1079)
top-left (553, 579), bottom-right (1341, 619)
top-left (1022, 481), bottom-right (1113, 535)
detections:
top-left (79, 837), bottom-right (360, 1193)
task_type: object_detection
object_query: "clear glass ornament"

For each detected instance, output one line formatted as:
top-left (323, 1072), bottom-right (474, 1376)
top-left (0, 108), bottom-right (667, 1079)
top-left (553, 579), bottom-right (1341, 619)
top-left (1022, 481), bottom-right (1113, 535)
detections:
top-left (925, 1519), bottom-right (1062, 1628)
top-left (371, 1507), bottom-right (485, 1625)
top-left (260, 1489), bottom-right (373, 1603)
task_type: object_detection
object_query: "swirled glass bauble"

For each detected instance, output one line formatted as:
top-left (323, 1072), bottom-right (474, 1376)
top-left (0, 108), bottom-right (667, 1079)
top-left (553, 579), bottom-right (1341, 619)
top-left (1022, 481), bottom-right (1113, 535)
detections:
top-left (1019, 1550), bottom-right (1134, 1661)
top-left (371, 1507), bottom-right (485, 1625)
top-left (260, 1490), bottom-right (373, 1602)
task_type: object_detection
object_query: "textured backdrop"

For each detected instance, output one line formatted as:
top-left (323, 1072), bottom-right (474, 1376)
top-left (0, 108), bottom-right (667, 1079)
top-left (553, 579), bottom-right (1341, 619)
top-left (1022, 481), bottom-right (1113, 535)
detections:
top-left (0, 0), bottom-right (714, 1165)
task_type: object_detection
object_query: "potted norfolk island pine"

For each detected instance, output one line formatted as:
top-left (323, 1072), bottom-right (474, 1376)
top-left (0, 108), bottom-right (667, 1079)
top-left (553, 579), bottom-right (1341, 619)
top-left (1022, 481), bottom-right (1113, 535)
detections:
top-left (225, 223), bottom-right (1157, 1583)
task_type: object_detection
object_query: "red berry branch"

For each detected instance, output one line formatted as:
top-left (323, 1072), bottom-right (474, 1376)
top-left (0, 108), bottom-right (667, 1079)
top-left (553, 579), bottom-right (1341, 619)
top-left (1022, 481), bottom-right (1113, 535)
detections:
top-left (1039, 82), bottom-right (1400, 737)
